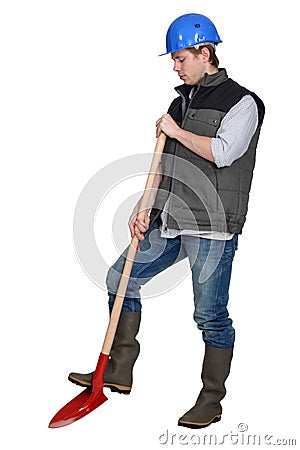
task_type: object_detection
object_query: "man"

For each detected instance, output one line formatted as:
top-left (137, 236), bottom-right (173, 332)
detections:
top-left (68, 13), bottom-right (265, 428)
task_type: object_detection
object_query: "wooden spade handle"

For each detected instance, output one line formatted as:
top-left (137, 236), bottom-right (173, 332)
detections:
top-left (101, 133), bottom-right (166, 355)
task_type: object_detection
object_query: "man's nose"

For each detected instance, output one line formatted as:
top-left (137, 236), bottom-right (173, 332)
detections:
top-left (173, 61), bottom-right (180, 72)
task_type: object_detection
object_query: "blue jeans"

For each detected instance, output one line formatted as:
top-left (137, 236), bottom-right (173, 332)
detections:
top-left (106, 218), bottom-right (238, 348)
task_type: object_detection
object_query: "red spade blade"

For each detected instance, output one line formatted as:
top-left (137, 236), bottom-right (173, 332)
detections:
top-left (49, 353), bottom-right (109, 428)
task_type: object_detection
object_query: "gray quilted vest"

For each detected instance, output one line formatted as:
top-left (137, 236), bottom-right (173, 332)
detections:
top-left (152, 69), bottom-right (265, 234)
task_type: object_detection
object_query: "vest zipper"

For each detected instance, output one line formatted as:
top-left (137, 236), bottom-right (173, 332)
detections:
top-left (166, 88), bottom-right (190, 229)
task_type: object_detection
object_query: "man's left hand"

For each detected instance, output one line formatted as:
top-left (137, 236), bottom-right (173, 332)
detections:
top-left (156, 114), bottom-right (180, 138)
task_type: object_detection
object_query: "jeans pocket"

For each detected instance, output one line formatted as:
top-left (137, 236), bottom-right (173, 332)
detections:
top-left (234, 234), bottom-right (238, 251)
top-left (223, 235), bottom-right (238, 263)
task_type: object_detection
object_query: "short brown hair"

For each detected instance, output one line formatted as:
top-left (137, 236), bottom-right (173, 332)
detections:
top-left (187, 44), bottom-right (219, 68)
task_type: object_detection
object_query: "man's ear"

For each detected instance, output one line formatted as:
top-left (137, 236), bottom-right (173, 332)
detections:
top-left (198, 46), bottom-right (210, 63)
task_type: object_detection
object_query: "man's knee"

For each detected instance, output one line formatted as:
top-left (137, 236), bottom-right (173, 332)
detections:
top-left (106, 264), bottom-right (140, 297)
top-left (106, 265), bottom-right (121, 294)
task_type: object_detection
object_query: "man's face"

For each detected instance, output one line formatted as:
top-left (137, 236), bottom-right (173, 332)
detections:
top-left (171, 49), bottom-right (206, 86)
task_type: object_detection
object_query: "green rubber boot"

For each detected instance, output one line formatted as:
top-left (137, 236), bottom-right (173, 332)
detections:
top-left (178, 346), bottom-right (233, 428)
top-left (68, 311), bottom-right (141, 394)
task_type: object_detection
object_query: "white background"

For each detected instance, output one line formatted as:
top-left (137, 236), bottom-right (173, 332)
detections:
top-left (1, 0), bottom-right (299, 449)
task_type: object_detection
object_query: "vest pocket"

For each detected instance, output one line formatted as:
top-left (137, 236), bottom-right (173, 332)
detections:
top-left (184, 109), bottom-right (224, 137)
top-left (171, 160), bottom-right (219, 217)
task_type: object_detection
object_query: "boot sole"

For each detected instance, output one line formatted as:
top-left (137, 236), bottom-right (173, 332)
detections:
top-left (178, 415), bottom-right (221, 429)
top-left (105, 383), bottom-right (131, 395)
top-left (68, 375), bottom-right (131, 395)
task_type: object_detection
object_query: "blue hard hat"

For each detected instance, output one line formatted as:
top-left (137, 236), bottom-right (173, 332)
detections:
top-left (160, 13), bottom-right (222, 56)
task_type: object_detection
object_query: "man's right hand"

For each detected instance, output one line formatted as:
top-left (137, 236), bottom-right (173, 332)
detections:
top-left (128, 212), bottom-right (150, 241)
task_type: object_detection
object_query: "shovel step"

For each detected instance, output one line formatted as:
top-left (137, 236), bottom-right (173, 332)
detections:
top-left (68, 374), bottom-right (132, 394)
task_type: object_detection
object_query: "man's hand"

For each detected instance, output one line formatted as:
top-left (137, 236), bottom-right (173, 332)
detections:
top-left (156, 114), bottom-right (180, 138)
top-left (128, 211), bottom-right (150, 241)
top-left (156, 113), bottom-right (214, 163)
